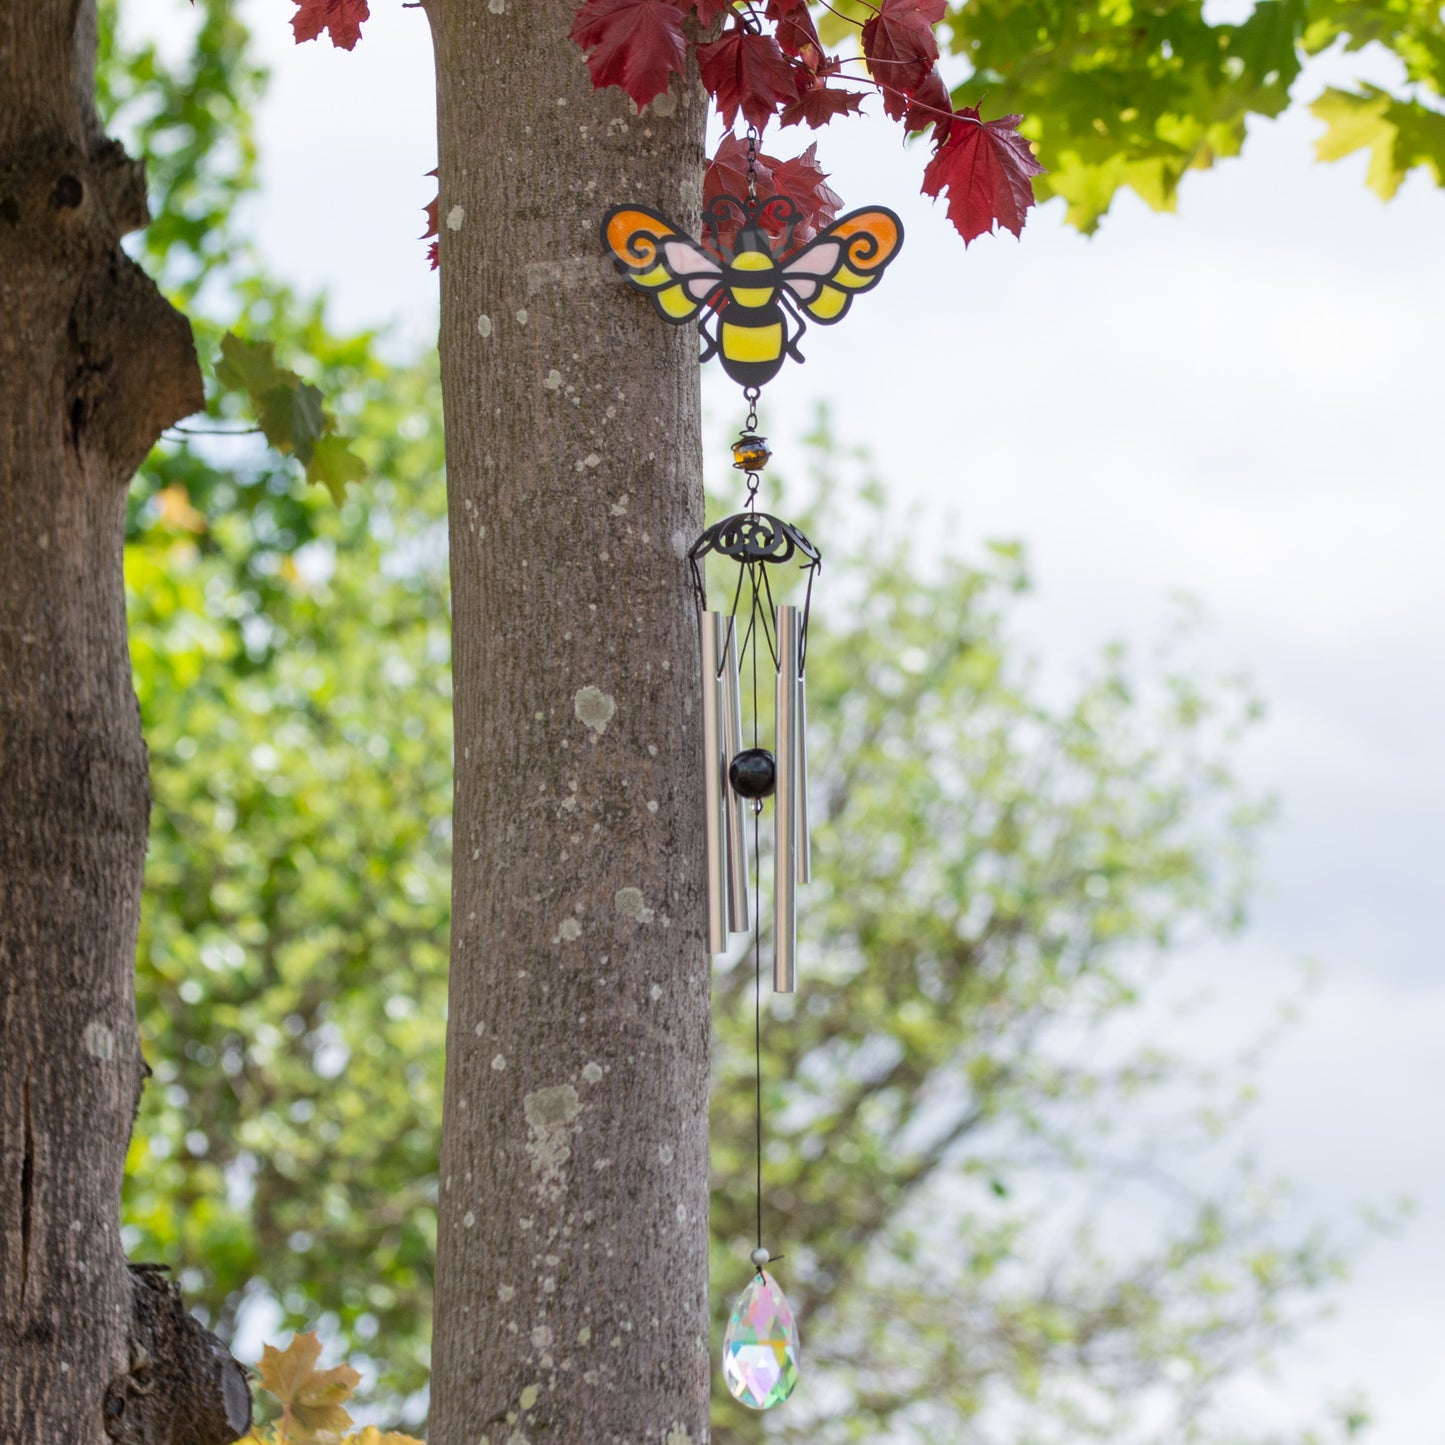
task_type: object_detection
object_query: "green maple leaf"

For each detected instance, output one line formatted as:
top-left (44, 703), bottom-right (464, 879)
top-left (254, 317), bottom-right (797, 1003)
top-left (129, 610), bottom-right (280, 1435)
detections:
top-left (1313, 85), bottom-right (1402, 196)
top-left (307, 433), bottom-right (367, 505)
top-left (214, 332), bottom-right (285, 398)
top-left (257, 380), bottom-right (325, 463)
top-left (213, 332), bottom-right (365, 504)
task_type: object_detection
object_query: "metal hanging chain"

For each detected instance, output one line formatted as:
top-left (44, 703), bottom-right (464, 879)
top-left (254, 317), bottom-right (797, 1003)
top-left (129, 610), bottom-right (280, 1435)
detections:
top-left (743, 387), bottom-right (762, 463)
top-left (741, 123), bottom-right (765, 494)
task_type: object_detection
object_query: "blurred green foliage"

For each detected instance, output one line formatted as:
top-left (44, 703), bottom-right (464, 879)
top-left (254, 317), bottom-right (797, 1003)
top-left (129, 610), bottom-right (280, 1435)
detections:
top-left (125, 332), bottom-right (449, 1400)
top-left (104, 0), bottom-right (1397, 1440)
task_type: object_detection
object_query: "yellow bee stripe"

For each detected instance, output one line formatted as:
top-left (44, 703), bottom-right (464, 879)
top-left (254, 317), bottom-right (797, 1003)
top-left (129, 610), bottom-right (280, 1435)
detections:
top-left (721, 321), bottom-right (783, 364)
top-left (730, 286), bottom-right (775, 308)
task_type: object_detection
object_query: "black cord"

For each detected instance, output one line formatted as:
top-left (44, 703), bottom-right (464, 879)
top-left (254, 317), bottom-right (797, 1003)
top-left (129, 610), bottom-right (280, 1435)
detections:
top-left (753, 801), bottom-right (763, 1253)
top-left (750, 578), bottom-right (759, 750)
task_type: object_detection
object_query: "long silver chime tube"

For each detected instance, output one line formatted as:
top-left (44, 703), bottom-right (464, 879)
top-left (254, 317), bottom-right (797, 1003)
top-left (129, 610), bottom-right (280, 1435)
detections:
top-left (700, 612), bottom-right (729, 954)
top-left (773, 604), bottom-right (800, 992)
top-left (721, 617), bottom-right (750, 933)
top-left (796, 662), bottom-right (811, 885)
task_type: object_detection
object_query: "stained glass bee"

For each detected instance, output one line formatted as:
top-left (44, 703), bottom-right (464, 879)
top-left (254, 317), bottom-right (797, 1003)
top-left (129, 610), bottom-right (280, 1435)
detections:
top-left (601, 195), bottom-right (904, 390)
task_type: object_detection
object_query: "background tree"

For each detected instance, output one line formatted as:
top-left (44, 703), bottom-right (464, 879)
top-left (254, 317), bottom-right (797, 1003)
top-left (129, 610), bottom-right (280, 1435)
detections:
top-left (0, 0), bottom-right (250, 1438)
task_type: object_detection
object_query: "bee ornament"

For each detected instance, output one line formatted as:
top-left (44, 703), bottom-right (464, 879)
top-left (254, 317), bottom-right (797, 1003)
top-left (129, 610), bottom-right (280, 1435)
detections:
top-left (602, 193), bottom-right (903, 390)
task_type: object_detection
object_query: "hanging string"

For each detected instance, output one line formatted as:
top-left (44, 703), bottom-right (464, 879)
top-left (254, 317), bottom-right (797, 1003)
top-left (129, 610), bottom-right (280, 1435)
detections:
top-left (750, 571), bottom-right (759, 749)
top-left (747, 537), bottom-right (765, 1257)
top-left (753, 801), bottom-right (763, 1255)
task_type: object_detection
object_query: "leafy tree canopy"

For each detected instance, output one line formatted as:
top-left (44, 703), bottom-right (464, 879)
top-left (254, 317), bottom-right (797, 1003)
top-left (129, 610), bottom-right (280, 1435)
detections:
top-left (919, 0), bottom-right (1445, 230)
top-left (295, 0), bottom-right (1445, 248)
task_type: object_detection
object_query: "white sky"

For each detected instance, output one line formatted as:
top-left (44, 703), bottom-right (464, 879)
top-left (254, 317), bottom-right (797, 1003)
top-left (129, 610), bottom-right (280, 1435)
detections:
top-left (126, 0), bottom-right (1445, 1436)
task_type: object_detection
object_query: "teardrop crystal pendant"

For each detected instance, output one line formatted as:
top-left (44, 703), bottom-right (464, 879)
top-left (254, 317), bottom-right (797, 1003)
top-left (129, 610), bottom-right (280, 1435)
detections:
top-left (722, 1270), bottom-right (800, 1410)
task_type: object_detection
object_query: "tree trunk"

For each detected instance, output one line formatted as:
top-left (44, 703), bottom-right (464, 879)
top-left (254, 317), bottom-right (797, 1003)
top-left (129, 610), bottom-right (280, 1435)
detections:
top-left (425, 3), bottom-right (711, 1441)
top-left (0, 4), bottom-right (248, 1441)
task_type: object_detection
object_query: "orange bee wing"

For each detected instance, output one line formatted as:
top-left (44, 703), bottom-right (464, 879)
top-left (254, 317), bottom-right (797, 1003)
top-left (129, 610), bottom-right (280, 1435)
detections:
top-left (602, 207), bottom-right (725, 324)
top-left (780, 208), bottom-right (904, 324)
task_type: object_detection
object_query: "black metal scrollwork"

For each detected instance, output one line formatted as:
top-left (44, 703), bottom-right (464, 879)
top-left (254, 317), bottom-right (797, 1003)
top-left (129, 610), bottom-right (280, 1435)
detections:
top-left (688, 511), bottom-right (820, 622)
top-left (689, 512), bottom-right (819, 569)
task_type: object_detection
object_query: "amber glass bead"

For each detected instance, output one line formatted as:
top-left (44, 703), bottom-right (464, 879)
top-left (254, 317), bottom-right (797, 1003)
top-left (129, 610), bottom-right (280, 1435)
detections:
top-left (732, 437), bottom-right (771, 473)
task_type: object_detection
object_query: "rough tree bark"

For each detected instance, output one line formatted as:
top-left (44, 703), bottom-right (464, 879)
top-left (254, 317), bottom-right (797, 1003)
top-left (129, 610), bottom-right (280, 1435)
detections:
top-left (0, 3), bottom-right (249, 1441)
top-left (425, 2), bottom-right (712, 1441)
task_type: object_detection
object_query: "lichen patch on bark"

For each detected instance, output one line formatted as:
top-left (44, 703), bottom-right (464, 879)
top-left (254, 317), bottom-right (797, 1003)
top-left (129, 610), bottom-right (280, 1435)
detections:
top-left (573, 685), bottom-right (616, 734)
top-left (615, 886), bottom-right (654, 924)
top-left (523, 1085), bottom-right (582, 1202)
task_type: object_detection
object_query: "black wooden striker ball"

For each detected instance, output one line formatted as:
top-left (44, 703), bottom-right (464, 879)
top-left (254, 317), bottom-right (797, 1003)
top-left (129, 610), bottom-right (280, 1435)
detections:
top-left (729, 747), bottom-right (777, 800)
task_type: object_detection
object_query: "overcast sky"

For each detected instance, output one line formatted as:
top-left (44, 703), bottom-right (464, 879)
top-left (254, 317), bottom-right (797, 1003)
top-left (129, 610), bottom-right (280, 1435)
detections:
top-left (125, 0), bottom-right (1444, 1436)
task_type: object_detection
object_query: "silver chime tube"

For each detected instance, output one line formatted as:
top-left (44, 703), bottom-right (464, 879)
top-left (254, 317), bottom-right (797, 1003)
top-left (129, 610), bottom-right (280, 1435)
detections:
top-left (700, 612), bottom-right (729, 954)
top-left (796, 662), bottom-right (811, 885)
top-left (773, 604), bottom-right (799, 992)
top-left (721, 616), bottom-right (750, 933)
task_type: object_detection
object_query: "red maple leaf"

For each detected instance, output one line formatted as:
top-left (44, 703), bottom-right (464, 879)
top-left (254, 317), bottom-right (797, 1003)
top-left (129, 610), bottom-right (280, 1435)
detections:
top-left (921, 107), bottom-right (1045, 244)
top-left (702, 137), bottom-right (842, 251)
top-left (780, 83), bottom-right (866, 130)
top-left (705, 131), bottom-right (776, 203)
top-left (861, 0), bottom-right (945, 96)
top-left (764, 0), bottom-right (821, 58)
top-left (421, 168), bottom-right (439, 270)
top-left (571, 0), bottom-right (689, 110)
top-left (771, 143), bottom-right (843, 245)
top-left (697, 27), bottom-right (799, 131)
top-left (903, 65), bottom-right (952, 139)
top-left (703, 134), bottom-right (775, 254)
top-left (291, 0), bottom-right (370, 50)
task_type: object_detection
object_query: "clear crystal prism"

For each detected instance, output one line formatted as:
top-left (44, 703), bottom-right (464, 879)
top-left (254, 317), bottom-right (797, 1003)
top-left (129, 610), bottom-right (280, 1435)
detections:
top-left (722, 1269), bottom-right (800, 1410)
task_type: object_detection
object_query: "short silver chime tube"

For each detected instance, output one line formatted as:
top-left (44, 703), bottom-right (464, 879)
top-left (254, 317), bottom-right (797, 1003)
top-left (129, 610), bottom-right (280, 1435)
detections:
top-left (796, 665), bottom-right (811, 885)
top-left (773, 604), bottom-right (800, 992)
top-left (701, 611), bottom-right (729, 954)
top-left (721, 617), bottom-right (750, 933)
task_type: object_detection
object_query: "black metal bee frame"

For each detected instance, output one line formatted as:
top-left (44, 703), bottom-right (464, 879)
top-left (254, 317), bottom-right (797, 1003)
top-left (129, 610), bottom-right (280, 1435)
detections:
top-left (600, 190), bottom-right (903, 390)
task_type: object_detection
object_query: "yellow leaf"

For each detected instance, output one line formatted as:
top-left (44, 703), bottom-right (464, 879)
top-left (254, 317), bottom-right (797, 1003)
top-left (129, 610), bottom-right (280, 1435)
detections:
top-left (155, 484), bottom-right (207, 534)
top-left (255, 1334), bottom-right (360, 1439)
top-left (343, 1429), bottom-right (427, 1445)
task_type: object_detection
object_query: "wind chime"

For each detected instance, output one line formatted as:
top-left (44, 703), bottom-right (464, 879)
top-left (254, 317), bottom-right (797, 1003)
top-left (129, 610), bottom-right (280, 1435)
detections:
top-left (602, 130), bottom-right (903, 1412)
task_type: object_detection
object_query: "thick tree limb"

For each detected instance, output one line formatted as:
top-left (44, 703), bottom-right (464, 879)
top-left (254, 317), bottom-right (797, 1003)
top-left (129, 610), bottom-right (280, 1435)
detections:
top-left (101, 1267), bottom-right (253, 1445)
